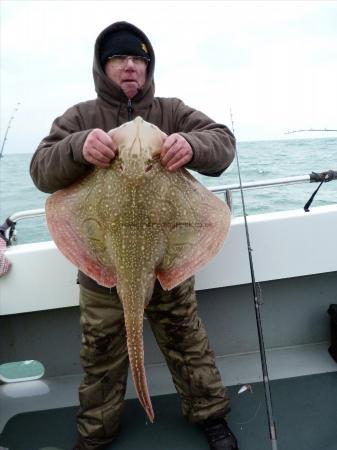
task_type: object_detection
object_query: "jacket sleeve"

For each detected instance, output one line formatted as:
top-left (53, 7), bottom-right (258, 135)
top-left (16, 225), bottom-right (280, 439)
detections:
top-left (173, 99), bottom-right (236, 177)
top-left (30, 105), bottom-right (93, 193)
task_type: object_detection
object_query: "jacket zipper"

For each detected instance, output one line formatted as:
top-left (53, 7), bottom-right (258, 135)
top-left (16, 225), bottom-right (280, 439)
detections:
top-left (127, 99), bottom-right (134, 121)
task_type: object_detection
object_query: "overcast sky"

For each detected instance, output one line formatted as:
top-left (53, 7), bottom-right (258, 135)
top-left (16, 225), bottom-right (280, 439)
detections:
top-left (1, 0), bottom-right (337, 154)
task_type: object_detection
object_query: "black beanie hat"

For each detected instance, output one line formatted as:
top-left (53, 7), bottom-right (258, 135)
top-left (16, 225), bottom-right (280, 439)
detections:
top-left (100, 30), bottom-right (150, 67)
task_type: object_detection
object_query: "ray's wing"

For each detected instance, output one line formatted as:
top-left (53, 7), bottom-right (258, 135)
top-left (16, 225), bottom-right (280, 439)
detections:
top-left (156, 169), bottom-right (231, 290)
top-left (46, 168), bottom-right (121, 287)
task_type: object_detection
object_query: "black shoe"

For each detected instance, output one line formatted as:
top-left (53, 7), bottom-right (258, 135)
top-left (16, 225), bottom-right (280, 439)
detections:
top-left (201, 417), bottom-right (239, 450)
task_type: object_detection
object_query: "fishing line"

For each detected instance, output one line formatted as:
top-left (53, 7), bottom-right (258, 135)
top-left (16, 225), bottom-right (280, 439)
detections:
top-left (230, 109), bottom-right (278, 450)
top-left (233, 400), bottom-right (263, 426)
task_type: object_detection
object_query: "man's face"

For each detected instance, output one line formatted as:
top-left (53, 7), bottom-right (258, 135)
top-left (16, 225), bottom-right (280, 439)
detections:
top-left (105, 56), bottom-right (147, 99)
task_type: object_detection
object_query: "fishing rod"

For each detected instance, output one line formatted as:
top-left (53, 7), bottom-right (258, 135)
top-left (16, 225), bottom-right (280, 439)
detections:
top-left (230, 109), bottom-right (278, 450)
top-left (0, 102), bottom-right (21, 159)
top-left (285, 128), bottom-right (337, 135)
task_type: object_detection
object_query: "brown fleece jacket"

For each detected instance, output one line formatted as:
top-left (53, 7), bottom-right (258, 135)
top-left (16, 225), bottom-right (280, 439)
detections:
top-left (30, 21), bottom-right (236, 292)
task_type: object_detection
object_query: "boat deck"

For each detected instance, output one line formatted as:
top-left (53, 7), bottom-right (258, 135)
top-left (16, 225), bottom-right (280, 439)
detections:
top-left (1, 205), bottom-right (337, 449)
top-left (1, 371), bottom-right (336, 450)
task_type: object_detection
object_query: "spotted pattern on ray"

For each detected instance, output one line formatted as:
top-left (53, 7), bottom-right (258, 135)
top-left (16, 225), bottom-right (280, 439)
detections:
top-left (45, 117), bottom-right (231, 423)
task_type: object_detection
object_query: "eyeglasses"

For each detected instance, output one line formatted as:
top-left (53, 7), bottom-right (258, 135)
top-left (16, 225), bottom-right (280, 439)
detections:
top-left (107, 55), bottom-right (150, 68)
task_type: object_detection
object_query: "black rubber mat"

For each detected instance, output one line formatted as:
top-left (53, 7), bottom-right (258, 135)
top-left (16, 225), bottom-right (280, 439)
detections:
top-left (1, 372), bottom-right (337, 450)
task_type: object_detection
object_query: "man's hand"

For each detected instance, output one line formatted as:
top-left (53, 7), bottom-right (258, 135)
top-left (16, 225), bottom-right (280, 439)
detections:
top-left (160, 134), bottom-right (193, 171)
top-left (83, 129), bottom-right (117, 168)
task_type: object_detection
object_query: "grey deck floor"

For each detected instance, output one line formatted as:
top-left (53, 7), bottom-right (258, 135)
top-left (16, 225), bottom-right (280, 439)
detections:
top-left (1, 372), bottom-right (337, 450)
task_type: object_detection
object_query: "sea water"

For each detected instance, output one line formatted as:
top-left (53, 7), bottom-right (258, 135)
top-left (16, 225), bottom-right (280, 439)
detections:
top-left (0, 138), bottom-right (336, 245)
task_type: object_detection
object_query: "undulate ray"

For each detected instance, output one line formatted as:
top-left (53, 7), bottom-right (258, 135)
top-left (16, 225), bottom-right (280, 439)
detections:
top-left (45, 117), bottom-right (231, 422)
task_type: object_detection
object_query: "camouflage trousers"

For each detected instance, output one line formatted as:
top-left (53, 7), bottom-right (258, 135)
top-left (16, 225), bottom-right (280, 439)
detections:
top-left (77, 277), bottom-right (230, 444)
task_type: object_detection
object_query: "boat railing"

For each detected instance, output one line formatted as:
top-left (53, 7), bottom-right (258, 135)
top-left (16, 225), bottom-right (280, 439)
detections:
top-left (0, 171), bottom-right (336, 245)
top-left (3, 174), bottom-right (319, 223)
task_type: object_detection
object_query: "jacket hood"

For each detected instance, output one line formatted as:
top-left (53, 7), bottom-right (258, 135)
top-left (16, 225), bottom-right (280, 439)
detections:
top-left (93, 21), bottom-right (155, 108)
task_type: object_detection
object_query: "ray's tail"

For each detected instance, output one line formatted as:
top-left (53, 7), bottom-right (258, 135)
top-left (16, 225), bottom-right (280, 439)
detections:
top-left (124, 314), bottom-right (154, 422)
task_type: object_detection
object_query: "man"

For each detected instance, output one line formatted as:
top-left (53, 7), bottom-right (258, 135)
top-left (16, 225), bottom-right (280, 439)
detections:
top-left (30, 21), bottom-right (238, 450)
